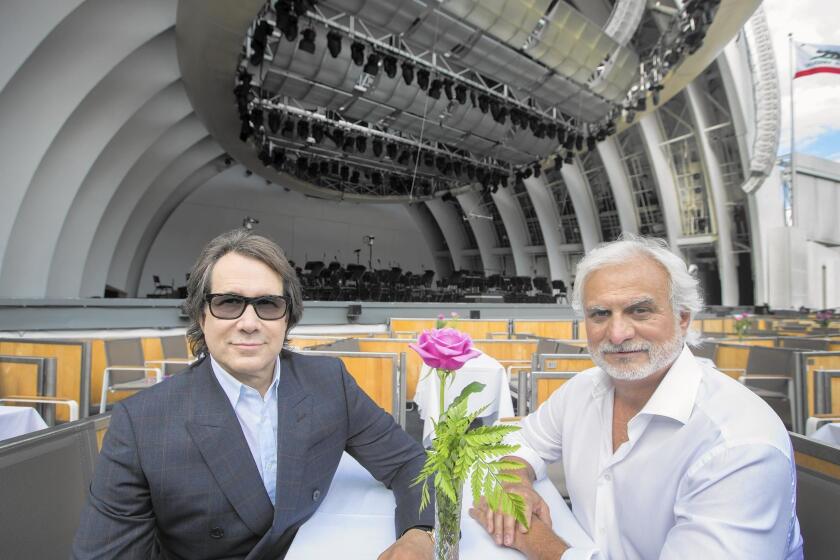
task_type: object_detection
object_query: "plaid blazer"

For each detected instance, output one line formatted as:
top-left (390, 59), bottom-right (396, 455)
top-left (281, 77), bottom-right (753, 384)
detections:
top-left (72, 350), bottom-right (431, 559)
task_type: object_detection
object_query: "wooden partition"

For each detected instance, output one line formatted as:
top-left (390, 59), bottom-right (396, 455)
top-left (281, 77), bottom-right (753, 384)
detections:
top-left (389, 318), bottom-right (510, 340)
top-left (804, 354), bottom-right (840, 419)
top-left (0, 340), bottom-right (89, 421)
top-left (713, 343), bottom-right (751, 379)
top-left (357, 339), bottom-right (421, 400)
top-left (0, 361), bottom-right (40, 397)
top-left (536, 354), bottom-right (594, 373)
top-left (298, 350), bottom-right (401, 423)
top-left (529, 372), bottom-right (579, 410)
top-left (287, 336), bottom-right (346, 349)
top-left (512, 320), bottom-right (574, 339)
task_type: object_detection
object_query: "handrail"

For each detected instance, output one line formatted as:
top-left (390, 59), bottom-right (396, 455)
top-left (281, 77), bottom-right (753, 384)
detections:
top-left (0, 396), bottom-right (79, 422)
top-left (0, 355), bottom-right (57, 424)
top-left (99, 366), bottom-right (163, 414)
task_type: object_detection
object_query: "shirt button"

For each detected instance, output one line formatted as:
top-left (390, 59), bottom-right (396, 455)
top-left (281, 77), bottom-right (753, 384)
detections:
top-left (603, 473), bottom-right (612, 482)
top-left (209, 527), bottom-right (224, 539)
top-left (312, 489), bottom-right (321, 501)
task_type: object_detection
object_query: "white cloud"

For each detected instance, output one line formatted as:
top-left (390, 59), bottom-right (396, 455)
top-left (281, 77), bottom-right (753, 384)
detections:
top-left (762, 0), bottom-right (840, 153)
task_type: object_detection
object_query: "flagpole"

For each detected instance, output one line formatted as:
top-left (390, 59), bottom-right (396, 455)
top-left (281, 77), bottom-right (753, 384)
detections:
top-left (789, 32), bottom-right (796, 227)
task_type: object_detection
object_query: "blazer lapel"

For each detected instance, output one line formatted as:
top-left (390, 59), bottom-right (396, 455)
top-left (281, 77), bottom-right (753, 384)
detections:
top-left (186, 360), bottom-right (274, 538)
top-left (272, 352), bottom-right (312, 532)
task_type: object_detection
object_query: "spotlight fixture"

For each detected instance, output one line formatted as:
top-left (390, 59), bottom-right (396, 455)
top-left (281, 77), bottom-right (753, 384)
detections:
top-left (332, 126), bottom-right (345, 147)
top-left (258, 144), bottom-right (271, 165)
top-left (268, 111), bottom-right (282, 134)
top-left (563, 131), bottom-right (575, 151)
top-left (522, 168), bottom-right (533, 180)
top-left (556, 126), bottom-right (567, 144)
top-left (326, 30), bottom-right (342, 58)
top-left (281, 119), bottom-right (295, 138)
top-left (320, 161), bottom-right (330, 175)
top-left (575, 133), bottom-right (584, 152)
top-left (401, 61), bottom-right (415, 86)
top-left (477, 94), bottom-right (489, 114)
top-left (342, 136), bottom-right (355, 152)
top-left (397, 150), bottom-right (410, 165)
top-left (564, 151), bottom-right (574, 164)
top-left (372, 138), bottom-right (383, 157)
top-left (469, 90), bottom-right (478, 108)
top-left (330, 161), bottom-right (339, 175)
top-left (355, 135), bottom-right (367, 153)
top-left (311, 123), bottom-right (324, 143)
top-left (532, 162), bottom-right (541, 178)
top-left (298, 28), bottom-right (316, 54)
top-left (296, 120), bottom-right (309, 140)
top-left (546, 123), bottom-right (557, 140)
top-left (279, 14), bottom-right (298, 41)
top-left (587, 135), bottom-right (597, 151)
top-left (455, 84), bottom-right (467, 104)
top-left (428, 79), bottom-right (442, 99)
top-left (442, 80), bottom-right (454, 101)
top-left (340, 165), bottom-right (349, 181)
top-left (350, 170), bottom-right (360, 184)
top-left (350, 41), bottom-right (365, 66)
top-left (383, 55), bottom-right (397, 78)
top-left (363, 53), bottom-right (380, 76)
top-left (272, 148), bottom-right (286, 167)
top-left (385, 142), bottom-right (398, 160)
top-left (416, 69), bottom-right (430, 90)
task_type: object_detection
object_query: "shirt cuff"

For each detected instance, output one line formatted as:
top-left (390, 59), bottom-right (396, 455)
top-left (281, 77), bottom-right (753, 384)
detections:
top-left (510, 443), bottom-right (548, 482)
top-left (561, 546), bottom-right (599, 560)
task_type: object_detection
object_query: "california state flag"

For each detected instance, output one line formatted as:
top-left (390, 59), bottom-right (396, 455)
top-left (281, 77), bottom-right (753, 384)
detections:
top-left (795, 42), bottom-right (840, 79)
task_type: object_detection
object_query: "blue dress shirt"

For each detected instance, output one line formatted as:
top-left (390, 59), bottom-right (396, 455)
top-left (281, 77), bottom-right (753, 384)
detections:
top-left (211, 356), bottom-right (280, 506)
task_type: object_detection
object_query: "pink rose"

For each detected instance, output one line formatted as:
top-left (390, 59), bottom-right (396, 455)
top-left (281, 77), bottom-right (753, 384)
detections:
top-left (409, 328), bottom-right (480, 371)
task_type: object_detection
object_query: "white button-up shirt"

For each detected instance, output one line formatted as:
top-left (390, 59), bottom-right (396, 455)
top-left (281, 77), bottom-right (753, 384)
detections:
top-left (511, 346), bottom-right (803, 560)
top-left (211, 356), bottom-right (280, 506)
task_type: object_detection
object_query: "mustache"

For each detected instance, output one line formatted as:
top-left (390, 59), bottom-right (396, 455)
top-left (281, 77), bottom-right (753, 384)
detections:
top-left (596, 342), bottom-right (651, 353)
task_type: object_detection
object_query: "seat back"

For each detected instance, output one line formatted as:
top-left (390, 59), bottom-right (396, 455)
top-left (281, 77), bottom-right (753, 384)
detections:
top-left (104, 338), bottom-right (146, 384)
top-left (791, 432), bottom-right (840, 559)
top-left (0, 414), bottom-right (110, 559)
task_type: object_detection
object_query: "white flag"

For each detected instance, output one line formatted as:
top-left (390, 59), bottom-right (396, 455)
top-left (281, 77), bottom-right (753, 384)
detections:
top-left (795, 42), bottom-right (840, 79)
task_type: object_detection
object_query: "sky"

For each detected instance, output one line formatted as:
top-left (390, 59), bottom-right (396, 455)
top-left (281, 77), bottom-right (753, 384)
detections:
top-left (762, 0), bottom-right (840, 162)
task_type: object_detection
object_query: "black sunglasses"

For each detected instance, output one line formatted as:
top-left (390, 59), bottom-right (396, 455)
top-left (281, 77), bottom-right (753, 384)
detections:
top-left (205, 293), bottom-right (290, 321)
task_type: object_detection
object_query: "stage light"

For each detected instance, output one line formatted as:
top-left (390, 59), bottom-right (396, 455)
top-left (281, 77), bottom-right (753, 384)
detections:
top-left (372, 172), bottom-right (382, 186)
top-left (268, 111), bottom-right (281, 134)
top-left (320, 161), bottom-right (330, 175)
top-left (250, 108), bottom-right (264, 128)
top-left (522, 168), bottom-right (532, 180)
top-left (453, 161), bottom-right (462, 176)
top-left (342, 136), bottom-right (355, 152)
top-left (332, 127), bottom-right (345, 147)
top-left (417, 69), bottom-right (430, 90)
top-left (563, 132), bottom-right (575, 151)
top-left (272, 148), bottom-right (286, 167)
top-left (299, 28), bottom-right (316, 54)
top-left (297, 120), bottom-right (309, 139)
top-left (383, 55), bottom-right (397, 78)
top-left (533, 163), bottom-right (541, 178)
top-left (280, 15), bottom-right (298, 41)
top-left (363, 53), bottom-right (380, 76)
top-left (340, 165), bottom-right (349, 181)
top-left (478, 94), bottom-right (489, 114)
top-left (455, 84), bottom-right (467, 104)
top-left (308, 162), bottom-right (319, 176)
top-left (311, 123), bottom-right (324, 143)
top-left (296, 157), bottom-right (308, 172)
top-left (282, 119), bottom-right (295, 138)
top-left (326, 30), bottom-right (342, 58)
top-left (635, 96), bottom-right (647, 112)
top-left (466, 164), bottom-right (476, 180)
top-left (355, 135), bottom-right (367, 153)
top-left (533, 121), bottom-right (546, 138)
top-left (587, 135), bottom-right (597, 151)
top-left (401, 61), bottom-right (415, 86)
top-left (423, 153), bottom-right (434, 167)
top-left (372, 138), bottom-right (383, 157)
top-left (350, 170), bottom-right (360, 184)
top-left (386, 142), bottom-right (398, 160)
top-left (330, 161), bottom-right (339, 175)
top-left (469, 90), bottom-right (477, 108)
top-left (555, 157), bottom-right (563, 170)
top-left (397, 150), bottom-right (410, 165)
top-left (557, 125), bottom-right (567, 144)
top-left (443, 80), bottom-right (454, 101)
top-left (258, 144), bottom-right (271, 165)
top-left (428, 79), bottom-right (442, 99)
top-left (350, 41), bottom-right (365, 66)
top-left (575, 133), bottom-right (583, 151)
top-left (564, 151), bottom-right (574, 164)
top-left (546, 123), bottom-right (557, 140)
top-left (596, 128), bottom-right (606, 142)
top-left (441, 192), bottom-right (455, 203)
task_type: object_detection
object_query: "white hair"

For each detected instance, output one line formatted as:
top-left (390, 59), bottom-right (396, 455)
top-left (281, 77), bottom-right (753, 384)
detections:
top-left (571, 234), bottom-right (703, 345)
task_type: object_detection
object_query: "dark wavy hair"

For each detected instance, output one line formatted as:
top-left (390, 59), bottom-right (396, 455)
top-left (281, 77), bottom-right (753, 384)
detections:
top-left (182, 229), bottom-right (303, 357)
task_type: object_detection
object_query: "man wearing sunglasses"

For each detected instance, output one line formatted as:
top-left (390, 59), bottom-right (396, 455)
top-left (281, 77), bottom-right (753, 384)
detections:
top-left (74, 229), bottom-right (433, 559)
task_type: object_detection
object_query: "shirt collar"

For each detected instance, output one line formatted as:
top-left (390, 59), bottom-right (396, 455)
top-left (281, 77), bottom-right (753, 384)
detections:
top-left (210, 355), bottom-right (281, 407)
top-left (589, 344), bottom-right (701, 425)
top-left (637, 344), bottom-right (701, 425)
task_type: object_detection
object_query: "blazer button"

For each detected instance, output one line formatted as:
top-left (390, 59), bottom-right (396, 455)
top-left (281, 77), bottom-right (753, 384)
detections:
top-left (209, 527), bottom-right (224, 539)
top-left (312, 489), bottom-right (321, 501)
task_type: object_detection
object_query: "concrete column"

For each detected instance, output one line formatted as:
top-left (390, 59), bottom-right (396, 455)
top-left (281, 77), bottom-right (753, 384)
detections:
top-left (597, 137), bottom-right (639, 234)
top-left (425, 198), bottom-right (469, 272)
top-left (560, 160), bottom-right (600, 253)
top-left (490, 187), bottom-right (529, 276)
top-left (685, 82), bottom-right (739, 305)
top-left (523, 175), bottom-right (571, 283)
top-left (456, 189), bottom-right (502, 275)
top-left (638, 115), bottom-right (681, 250)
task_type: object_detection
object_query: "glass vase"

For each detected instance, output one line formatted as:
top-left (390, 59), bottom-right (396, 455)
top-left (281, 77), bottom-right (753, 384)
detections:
top-left (433, 482), bottom-right (463, 560)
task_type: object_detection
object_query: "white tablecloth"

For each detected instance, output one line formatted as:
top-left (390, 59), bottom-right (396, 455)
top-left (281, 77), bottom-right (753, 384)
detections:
top-left (414, 351), bottom-right (515, 447)
top-left (811, 423), bottom-right (840, 446)
top-left (286, 453), bottom-right (595, 559)
top-left (0, 406), bottom-right (47, 440)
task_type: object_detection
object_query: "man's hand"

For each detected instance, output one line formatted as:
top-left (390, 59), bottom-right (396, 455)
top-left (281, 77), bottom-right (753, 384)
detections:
top-left (471, 481), bottom-right (552, 547)
top-left (377, 528), bottom-right (433, 559)
top-left (469, 508), bottom-right (568, 560)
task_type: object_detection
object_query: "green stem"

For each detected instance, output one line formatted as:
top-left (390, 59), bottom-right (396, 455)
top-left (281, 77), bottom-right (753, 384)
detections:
top-left (438, 368), bottom-right (449, 417)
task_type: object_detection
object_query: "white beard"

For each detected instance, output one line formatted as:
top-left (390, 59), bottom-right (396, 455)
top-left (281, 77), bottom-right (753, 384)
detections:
top-left (589, 327), bottom-right (685, 381)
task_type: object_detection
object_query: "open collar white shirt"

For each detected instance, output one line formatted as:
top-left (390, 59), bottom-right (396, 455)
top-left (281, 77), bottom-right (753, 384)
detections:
top-left (511, 346), bottom-right (803, 560)
top-left (211, 356), bottom-right (280, 506)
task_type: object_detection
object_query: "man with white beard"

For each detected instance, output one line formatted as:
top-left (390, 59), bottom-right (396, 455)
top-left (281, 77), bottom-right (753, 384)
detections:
top-left (470, 235), bottom-right (803, 560)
